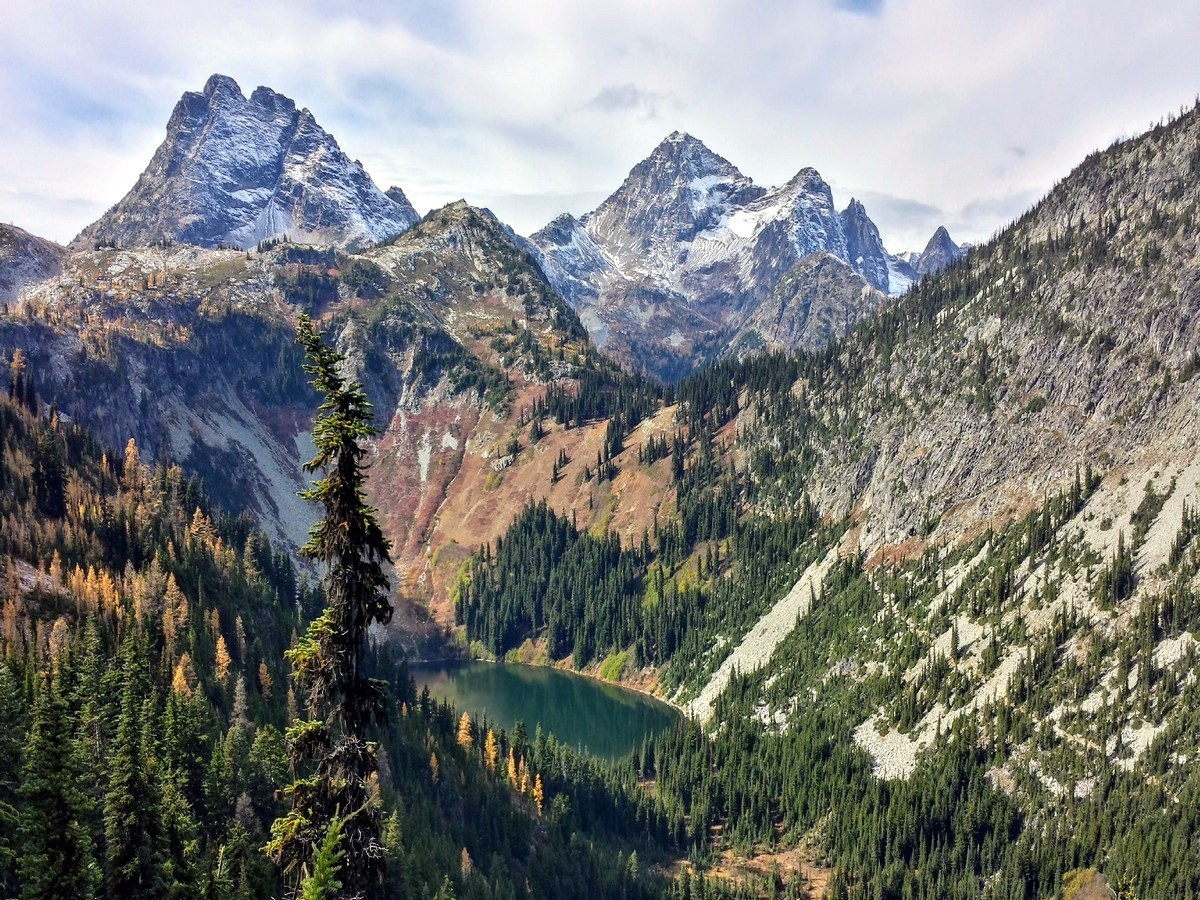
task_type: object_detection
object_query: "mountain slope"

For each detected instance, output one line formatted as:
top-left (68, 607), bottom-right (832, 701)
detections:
top-left (794, 115), bottom-right (1200, 550)
top-left (1, 199), bottom-right (651, 649)
top-left (0, 224), bottom-right (65, 303)
top-left (459, 101), bottom-right (1200, 897)
top-left (71, 74), bottom-right (418, 251)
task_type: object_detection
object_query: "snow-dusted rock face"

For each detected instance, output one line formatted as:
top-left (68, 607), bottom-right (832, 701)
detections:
top-left (884, 254), bottom-right (919, 296)
top-left (532, 133), bottom-right (897, 379)
top-left (840, 198), bottom-right (891, 293)
top-left (0, 225), bottom-right (65, 303)
top-left (584, 131), bottom-right (766, 281)
top-left (72, 74), bottom-right (418, 251)
top-left (531, 213), bottom-right (612, 307)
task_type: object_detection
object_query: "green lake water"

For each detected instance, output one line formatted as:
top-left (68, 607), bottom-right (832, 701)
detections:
top-left (409, 660), bottom-right (681, 761)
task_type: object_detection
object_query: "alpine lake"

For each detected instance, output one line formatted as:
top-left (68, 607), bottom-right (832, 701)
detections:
top-left (408, 660), bottom-right (682, 762)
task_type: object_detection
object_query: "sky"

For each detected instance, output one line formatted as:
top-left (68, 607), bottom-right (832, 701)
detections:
top-left (3, 0), bottom-right (1200, 252)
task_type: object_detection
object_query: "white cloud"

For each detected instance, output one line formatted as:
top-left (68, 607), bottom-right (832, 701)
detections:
top-left (2, 0), bottom-right (1200, 251)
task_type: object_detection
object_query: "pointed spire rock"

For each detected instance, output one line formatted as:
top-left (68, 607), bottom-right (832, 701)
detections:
top-left (202, 73), bottom-right (242, 98)
top-left (71, 75), bottom-right (418, 251)
top-left (582, 132), bottom-right (765, 273)
top-left (840, 198), bottom-right (891, 293)
top-left (915, 225), bottom-right (967, 276)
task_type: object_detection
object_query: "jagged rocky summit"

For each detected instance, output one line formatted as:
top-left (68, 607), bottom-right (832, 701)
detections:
top-left (915, 225), bottom-right (969, 275)
top-left (532, 132), bottom-right (926, 379)
top-left (71, 74), bottom-right (418, 251)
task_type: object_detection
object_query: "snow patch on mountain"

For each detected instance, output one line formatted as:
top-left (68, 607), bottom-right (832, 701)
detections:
top-left (886, 255), bottom-right (917, 296)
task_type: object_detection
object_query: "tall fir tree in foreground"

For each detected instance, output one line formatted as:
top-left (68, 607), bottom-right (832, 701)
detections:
top-left (0, 662), bottom-right (24, 896)
top-left (267, 314), bottom-right (395, 899)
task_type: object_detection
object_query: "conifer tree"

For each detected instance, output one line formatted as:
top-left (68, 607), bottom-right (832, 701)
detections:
top-left (267, 315), bottom-right (394, 898)
top-left (0, 662), bottom-right (23, 895)
top-left (18, 673), bottom-right (98, 900)
top-left (456, 713), bottom-right (474, 750)
top-left (300, 817), bottom-right (345, 900)
top-left (483, 729), bottom-right (499, 771)
top-left (104, 638), bottom-right (167, 898)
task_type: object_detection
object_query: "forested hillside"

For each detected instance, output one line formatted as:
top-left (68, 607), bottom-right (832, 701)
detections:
top-left (456, 102), bottom-right (1200, 897)
top-left (0, 374), bottom-right (697, 898)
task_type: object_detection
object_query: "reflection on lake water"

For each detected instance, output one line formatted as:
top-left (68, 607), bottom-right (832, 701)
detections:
top-left (409, 660), bottom-right (680, 761)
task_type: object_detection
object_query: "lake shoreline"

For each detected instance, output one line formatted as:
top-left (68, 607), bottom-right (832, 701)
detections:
top-left (550, 658), bottom-right (688, 717)
top-left (411, 651), bottom-right (687, 716)
top-left (408, 657), bottom-right (682, 761)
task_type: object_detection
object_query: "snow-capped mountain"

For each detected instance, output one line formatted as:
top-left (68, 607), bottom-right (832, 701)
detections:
top-left (582, 132), bottom-right (766, 280)
top-left (71, 74), bottom-right (418, 251)
top-left (532, 132), bottom-right (901, 379)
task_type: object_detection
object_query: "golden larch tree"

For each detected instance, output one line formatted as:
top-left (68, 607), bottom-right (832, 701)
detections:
top-left (456, 713), bottom-right (474, 750)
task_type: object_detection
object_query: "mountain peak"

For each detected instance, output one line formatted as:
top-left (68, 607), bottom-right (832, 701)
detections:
top-left (581, 132), bottom-right (762, 258)
top-left (643, 131), bottom-right (746, 184)
top-left (778, 166), bottom-right (833, 199)
top-left (248, 84), bottom-right (297, 114)
top-left (915, 225), bottom-right (965, 276)
top-left (385, 185), bottom-right (415, 209)
top-left (202, 73), bottom-right (242, 99)
top-left (0, 223), bottom-right (65, 302)
top-left (839, 198), bottom-right (890, 293)
top-left (661, 130), bottom-right (708, 151)
top-left (71, 76), bottom-right (418, 251)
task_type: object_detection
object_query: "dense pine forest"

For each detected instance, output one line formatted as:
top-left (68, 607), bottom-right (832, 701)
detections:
top-left (460, 352), bottom-right (1200, 896)
top-left (0, 361), bottom-right (694, 899)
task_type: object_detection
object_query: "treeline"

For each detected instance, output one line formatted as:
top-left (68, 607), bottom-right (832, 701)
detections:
top-left (539, 357), bottom-right (661, 432)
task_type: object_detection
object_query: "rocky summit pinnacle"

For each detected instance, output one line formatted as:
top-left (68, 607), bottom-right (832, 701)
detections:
top-left (915, 225), bottom-right (967, 275)
top-left (532, 133), bottom-right (901, 379)
top-left (583, 132), bottom-right (765, 267)
top-left (840, 198), bottom-right (891, 293)
top-left (71, 74), bottom-right (418, 251)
